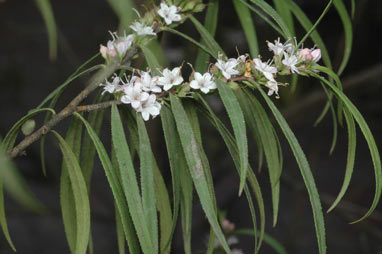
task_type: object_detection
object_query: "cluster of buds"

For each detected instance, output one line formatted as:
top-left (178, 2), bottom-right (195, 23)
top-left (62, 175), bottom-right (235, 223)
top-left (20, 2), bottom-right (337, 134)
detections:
top-left (211, 38), bottom-right (322, 98)
top-left (211, 219), bottom-right (244, 254)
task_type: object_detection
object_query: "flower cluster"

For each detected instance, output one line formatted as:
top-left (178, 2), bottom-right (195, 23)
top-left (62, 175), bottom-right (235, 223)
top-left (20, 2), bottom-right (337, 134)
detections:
top-left (212, 38), bottom-right (322, 98)
top-left (100, 65), bottom-right (218, 120)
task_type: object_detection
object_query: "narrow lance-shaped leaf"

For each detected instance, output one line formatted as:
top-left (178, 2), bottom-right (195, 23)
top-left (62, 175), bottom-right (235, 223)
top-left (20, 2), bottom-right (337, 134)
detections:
top-left (233, 0), bottom-right (259, 57)
top-left (75, 112), bottom-right (140, 254)
top-left (189, 15), bottom-right (224, 58)
top-left (137, 115), bottom-right (158, 253)
top-left (160, 106), bottom-right (185, 252)
top-left (236, 89), bottom-right (281, 226)
top-left (216, 80), bottom-right (248, 196)
top-left (333, 0), bottom-right (353, 76)
top-left (34, 0), bottom-right (57, 60)
top-left (60, 117), bottom-right (83, 251)
top-left (195, 0), bottom-right (219, 72)
top-left (253, 82), bottom-right (327, 254)
top-left (0, 138), bottom-right (17, 252)
top-left (235, 229), bottom-right (288, 254)
top-left (52, 131), bottom-right (90, 254)
top-left (327, 108), bottom-right (356, 212)
top-left (110, 105), bottom-right (155, 253)
top-left (195, 95), bottom-right (265, 252)
top-left (308, 72), bottom-right (382, 223)
top-left (243, 0), bottom-right (292, 39)
top-left (170, 94), bottom-right (231, 253)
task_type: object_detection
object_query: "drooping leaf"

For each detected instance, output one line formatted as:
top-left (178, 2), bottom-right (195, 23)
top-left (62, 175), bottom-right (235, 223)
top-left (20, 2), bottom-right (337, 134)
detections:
top-left (196, 95), bottom-right (265, 252)
top-left (60, 117), bottom-right (83, 251)
top-left (141, 45), bottom-right (162, 75)
top-left (52, 130), bottom-right (90, 254)
top-left (170, 94), bottom-right (230, 253)
top-left (75, 112), bottom-right (140, 254)
top-left (233, 0), bottom-right (259, 57)
top-left (273, 0), bottom-right (295, 36)
top-left (3, 108), bottom-right (55, 152)
top-left (110, 105), bottom-right (155, 253)
top-left (236, 89), bottom-right (281, 226)
top-left (195, 0), bottom-right (219, 72)
top-left (252, 82), bottom-right (327, 254)
top-left (241, 0), bottom-right (292, 39)
top-left (137, 115), bottom-right (158, 253)
top-left (308, 72), bottom-right (382, 223)
top-left (189, 15), bottom-right (224, 58)
top-left (34, 0), bottom-right (57, 60)
top-left (216, 80), bottom-right (248, 196)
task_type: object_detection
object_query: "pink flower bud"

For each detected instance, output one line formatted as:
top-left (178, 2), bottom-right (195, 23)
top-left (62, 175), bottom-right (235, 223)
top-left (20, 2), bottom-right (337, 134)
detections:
top-left (299, 48), bottom-right (313, 61)
top-left (311, 49), bottom-right (321, 62)
top-left (100, 45), bottom-right (108, 58)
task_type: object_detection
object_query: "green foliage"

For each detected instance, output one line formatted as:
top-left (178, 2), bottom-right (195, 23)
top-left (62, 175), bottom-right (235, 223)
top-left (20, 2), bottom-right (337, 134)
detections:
top-left (2, 1), bottom-right (380, 254)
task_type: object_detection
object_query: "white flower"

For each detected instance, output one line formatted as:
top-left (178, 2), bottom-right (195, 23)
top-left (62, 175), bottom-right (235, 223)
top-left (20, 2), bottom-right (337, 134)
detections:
top-left (136, 72), bottom-right (161, 93)
top-left (137, 94), bottom-right (162, 121)
top-left (311, 49), bottom-right (321, 62)
top-left (130, 21), bottom-right (156, 36)
top-left (121, 83), bottom-right (150, 109)
top-left (100, 75), bottom-right (121, 95)
top-left (266, 80), bottom-right (279, 96)
top-left (114, 33), bottom-right (134, 56)
top-left (157, 3), bottom-right (181, 25)
top-left (268, 38), bottom-right (294, 55)
top-left (157, 67), bottom-right (184, 91)
top-left (253, 58), bottom-right (277, 81)
top-left (118, 75), bottom-right (137, 93)
top-left (282, 53), bottom-right (299, 73)
top-left (215, 57), bottom-right (239, 80)
top-left (237, 54), bottom-right (248, 63)
top-left (189, 72), bottom-right (216, 94)
top-left (227, 236), bottom-right (239, 246)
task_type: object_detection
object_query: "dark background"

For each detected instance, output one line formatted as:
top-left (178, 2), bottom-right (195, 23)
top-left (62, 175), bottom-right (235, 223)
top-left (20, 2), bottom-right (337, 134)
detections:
top-left (1, 0), bottom-right (382, 253)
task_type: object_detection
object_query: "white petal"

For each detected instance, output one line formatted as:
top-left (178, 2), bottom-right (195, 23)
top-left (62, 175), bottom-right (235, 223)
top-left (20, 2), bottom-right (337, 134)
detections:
top-left (190, 80), bottom-right (200, 89)
top-left (200, 87), bottom-right (210, 94)
top-left (132, 101), bottom-right (141, 109)
top-left (141, 112), bottom-right (150, 121)
top-left (163, 84), bottom-right (172, 91)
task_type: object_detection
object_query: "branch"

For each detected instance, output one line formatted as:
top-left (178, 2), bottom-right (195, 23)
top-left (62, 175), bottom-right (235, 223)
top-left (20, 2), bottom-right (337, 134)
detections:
top-left (9, 47), bottom-right (137, 158)
top-left (76, 100), bottom-right (121, 113)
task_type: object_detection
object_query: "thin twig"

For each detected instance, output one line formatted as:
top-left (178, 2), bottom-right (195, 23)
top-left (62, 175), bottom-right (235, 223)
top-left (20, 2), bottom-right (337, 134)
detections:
top-left (9, 48), bottom-right (137, 158)
top-left (76, 100), bottom-right (121, 113)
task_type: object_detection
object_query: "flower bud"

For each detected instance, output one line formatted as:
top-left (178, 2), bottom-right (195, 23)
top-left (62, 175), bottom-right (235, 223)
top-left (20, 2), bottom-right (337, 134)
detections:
top-left (311, 49), bottom-right (321, 62)
top-left (22, 119), bottom-right (36, 136)
top-left (298, 48), bottom-right (313, 62)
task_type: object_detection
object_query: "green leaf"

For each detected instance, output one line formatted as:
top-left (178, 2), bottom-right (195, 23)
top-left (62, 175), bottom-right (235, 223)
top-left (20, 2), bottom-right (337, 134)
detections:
top-left (137, 115), bottom-right (158, 253)
top-left (170, 94), bottom-right (230, 253)
top-left (216, 80), bottom-right (248, 196)
top-left (233, 0), bottom-right (259, 57)
top-left (253, 82), bottom-right (326, 254)
top-left (236, 89), bottom-right (281, 226)
top-left (106, 0), bottom-right (135, 31)
top-left (0, 139), bottom-right (17, 252)
top-left (115, 203), bottom-right (126, 254)
top-left (34, 0), bottom-right (57, 60)
top-left (140, 45), bottom-right (162, 75)
top-left (189, 15), bottom-right (224, 58)
top-left (237, 0), bottom-right (284, 36)
top-left (3, 108), bottom-right (55, 151)
top-left (195, 0), bottom-right (219, 72)
top-left (52, 130), bottom-right (90, 254)
top-left (242, 0), bottom-right (292, 39)
top-left (297, 0), bottom-right (334, 48)
top-left (160, 106), bottom-right (184, 252)
top-left (80, 92), bottom-right (107, 187)
top-left (308, 72), bottom-right (382, 223)
top-left (153, 160), bottom-right (172, 254)
top-left (75, 112), bottom-right (140, 254)
top-left (273, 0), bottom-right (295, 36)
top-left (333, 0), bottom-right (353, 76)
top-left (327, 108), bottom-right (356, 212)
top-left (60, 117), bottom-right (83, 251)
top-left (35, 64), bottom-right (101, 110)
top-left (196, 95), bottom-right (265, 252)
top-left (283, 0), bottom-right (332, 69)
top-left (110, 105), bottom-right (155, 253)
top-left (161, 27), bottom-right (216, 60)
top-left (235, 229), bottom-right (288, 254)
